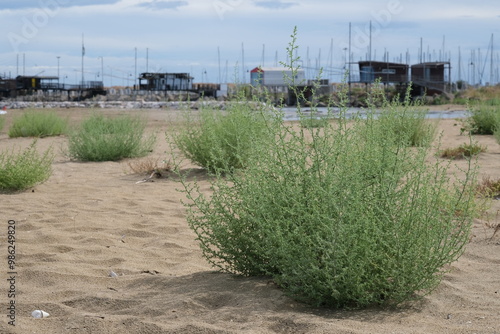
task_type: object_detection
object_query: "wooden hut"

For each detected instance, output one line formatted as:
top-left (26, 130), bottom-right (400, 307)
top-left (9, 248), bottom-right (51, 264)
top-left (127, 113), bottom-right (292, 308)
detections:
top-left (410, 62), bottom-right (451, 95)
top-left (357, 61), bottom-right (409, 84)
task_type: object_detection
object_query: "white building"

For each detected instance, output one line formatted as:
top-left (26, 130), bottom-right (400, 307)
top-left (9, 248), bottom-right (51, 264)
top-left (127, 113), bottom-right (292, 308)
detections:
top-left (250, 67), bottom-right (306, 86)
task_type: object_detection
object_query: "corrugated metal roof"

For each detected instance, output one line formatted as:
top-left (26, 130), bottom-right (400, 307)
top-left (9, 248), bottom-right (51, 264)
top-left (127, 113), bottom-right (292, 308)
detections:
top-left (250, 67), bottom-right (305, 73)
top-left (358, 61), bottom-right (408, 67)
top-left (17, 75), bottom-right (59, 80)
top-left (411, 62), bottom-right (449, 67)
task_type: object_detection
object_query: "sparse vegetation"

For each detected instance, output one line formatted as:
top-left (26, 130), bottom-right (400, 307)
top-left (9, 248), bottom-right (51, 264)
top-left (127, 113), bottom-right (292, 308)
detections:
top-left (9, 110), bottom-right (67, 138)
top-left (67, 113), bottom-right (155, 162)
top-left (0, 141), bottom-right (54, 192)
top-left (128, 156), bottom-right (172, 175)
top-left (439, 143), bottom-right (487, 159)
top-left (476, 176), bottom-right (500, 199)
top-left (455, 85), bottom-right (500, 104)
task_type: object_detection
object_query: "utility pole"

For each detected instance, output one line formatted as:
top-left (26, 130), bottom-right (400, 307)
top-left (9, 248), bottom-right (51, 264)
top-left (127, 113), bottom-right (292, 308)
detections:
top-left (218, 46), bottom-right (221, 84)
top-left (82, 34), bottom-right (85, 86)
top-left (348, 22), bottom-right (352, 105)
top-left (490, 34), bottom-right (494, 85)
top-left (420, 37), bottom-right (423, 63)
top-left (261, 44), bottom-right (265, 67)
top-left (57, 56), bottom-right (60, 83)
top-left (99, 56), bottom-right (104, 86)
top-left (458, 46), bottom-right (462, 82)
top-left (134, 47), bottom-right (137, 90)
top-left (369, 20), bottom-right (372, 61)
top-left (442, 35), bottom-right (445, 62)
top-left (241, 42), bottom-right (245, 83)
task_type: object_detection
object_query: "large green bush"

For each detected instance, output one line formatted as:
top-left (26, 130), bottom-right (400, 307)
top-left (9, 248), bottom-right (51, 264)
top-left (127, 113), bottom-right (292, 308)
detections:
top-left (0, 141), bottom-right (53, 191)
top-left (174, 99), bottom-right (272, 173)
top-left (181, 28), bottom-right (478, 308)
top-left (67, 113), bottom-right (155, 161)
top-left (9, 110), bottom-right (67, 138)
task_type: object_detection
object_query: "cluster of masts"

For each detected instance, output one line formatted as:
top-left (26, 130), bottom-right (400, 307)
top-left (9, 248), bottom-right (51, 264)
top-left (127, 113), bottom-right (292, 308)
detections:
top-left (2, 29), bottom-right (497, 88)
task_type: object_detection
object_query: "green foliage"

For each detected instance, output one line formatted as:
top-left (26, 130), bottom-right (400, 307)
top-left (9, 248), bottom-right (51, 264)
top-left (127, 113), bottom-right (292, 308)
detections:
top-left (300, 116), bottom-right (330, 129)
top-left (369, 86), bottom-right (436, 147)
top-left (67, 113), bottom-right (155, 162)
top-left (476, 176), bottom-right (500, 199)
top-left (495, 127), bottom-right (500, 145)
top-left (180, 27), bottom-right (478, 309)
top-left (0, 115), bottom-right (5, 133)
top-left (484, 98), bottom-right (500, 106)
top-left (174, 100), bottom-right (272, 174)
top-left (183, 97), bottom-right (477, 307)
top-left (9, 110), bottom-right (67, 138)
top-left (440, 143), bottom-right (486, 159)
top-left (462, 105), bottom-right (500, 135)
top-left (0, 141), bottom-right (53, 191)
top-left (453, 97), bottom-right (470, 105)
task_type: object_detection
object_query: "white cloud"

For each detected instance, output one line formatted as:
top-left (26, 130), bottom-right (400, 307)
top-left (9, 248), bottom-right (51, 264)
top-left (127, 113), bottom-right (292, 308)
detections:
top-left (134, 0), bottom-right (189, 10)
top-left (253, 1), bottom-right (298, 10)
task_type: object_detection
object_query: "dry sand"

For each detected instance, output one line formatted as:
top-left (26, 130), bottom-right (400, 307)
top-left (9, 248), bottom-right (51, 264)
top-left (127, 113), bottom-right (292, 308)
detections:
top-left (0, 107), bottom-right (499, 334)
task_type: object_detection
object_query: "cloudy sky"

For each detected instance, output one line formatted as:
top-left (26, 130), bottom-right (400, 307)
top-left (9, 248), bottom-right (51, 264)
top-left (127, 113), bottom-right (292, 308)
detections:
top-left (0, 0), bottom-right (498, 87)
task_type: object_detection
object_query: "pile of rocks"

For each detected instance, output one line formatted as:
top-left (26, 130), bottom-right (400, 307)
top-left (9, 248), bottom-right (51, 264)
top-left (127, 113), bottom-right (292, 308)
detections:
top-left (0, 100), bottom-right (250, 111)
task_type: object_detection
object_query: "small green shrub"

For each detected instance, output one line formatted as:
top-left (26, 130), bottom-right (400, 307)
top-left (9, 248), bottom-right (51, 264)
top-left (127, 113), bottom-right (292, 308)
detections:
top-left (0, 115), bottom-right (5, 133)
top-left (440, 143), bottom-right (486, 159)
top-left (476, 176), bottom-right (500, 199)
top-left (453, 97), bottom-right (469, 105)
top-left (174, 100), bottom-right (272, 173)
top-left (0, 141), bottom-right (53, 191)
top-left (370, 88), bottom-right (436, 147)
top-left (9, 110), bottom-right (67, 138)
top-left (484, 98), bottom-right (500, 106)
top-left (67, 113), bottom-right (155, 161)
top-left (300, 116), bottom-right (330, 129)
top-left (462, 105), bottom-right (500, 135)
top-left (495, 126), bottom-right (500, 145)
top-left (181, 28), bottom-right (478, 309)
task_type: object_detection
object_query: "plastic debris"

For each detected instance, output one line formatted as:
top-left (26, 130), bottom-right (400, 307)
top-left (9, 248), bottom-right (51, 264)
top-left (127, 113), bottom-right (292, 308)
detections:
top-left (31, 310), bottom-right (50, 318)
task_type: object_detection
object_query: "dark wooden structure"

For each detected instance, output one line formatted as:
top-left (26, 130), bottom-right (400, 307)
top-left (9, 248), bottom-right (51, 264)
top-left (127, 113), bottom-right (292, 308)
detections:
top-left (350, 60), bottom-right (452, 99)
top-left (0, 77), bottom-right (18, 98)
top-left (0, 75), bottom-right (105, 100)
top-left (16, 75), bottom-right (59, 90)
top-left (410, 62), bottom-right (451, 96)
top-left (192, 83), bottom-right (220, 98)
top-left (138, 73), bottom-right (193, 91)
top-left (358, 61), bottom-right (409, 84)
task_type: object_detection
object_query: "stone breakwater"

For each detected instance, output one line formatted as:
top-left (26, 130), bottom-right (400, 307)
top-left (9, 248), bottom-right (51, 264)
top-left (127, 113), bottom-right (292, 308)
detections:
top-left (0, 100), bottom-right (269, 111)
top-left (0, 89), bottom-right (219, 109)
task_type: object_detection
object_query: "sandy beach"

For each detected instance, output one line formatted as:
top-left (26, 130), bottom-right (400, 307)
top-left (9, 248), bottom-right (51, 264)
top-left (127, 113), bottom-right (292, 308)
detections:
top-left (0, 107), bottom-right (499, 334)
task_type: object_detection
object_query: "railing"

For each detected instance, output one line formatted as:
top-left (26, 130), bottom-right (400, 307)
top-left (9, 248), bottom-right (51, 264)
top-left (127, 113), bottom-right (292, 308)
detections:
top-left (40, 81), bottom-right (104, 90)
